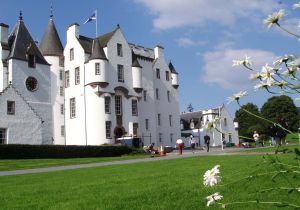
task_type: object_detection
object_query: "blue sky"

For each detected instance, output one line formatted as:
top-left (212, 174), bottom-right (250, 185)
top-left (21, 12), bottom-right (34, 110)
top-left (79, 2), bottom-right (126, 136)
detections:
top-left (1, 0), bottom-right (300, 116)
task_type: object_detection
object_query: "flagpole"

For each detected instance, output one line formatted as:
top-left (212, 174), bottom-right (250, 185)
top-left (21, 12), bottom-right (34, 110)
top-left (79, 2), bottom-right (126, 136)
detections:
top-left (95, 10), bottom-right (98, 37)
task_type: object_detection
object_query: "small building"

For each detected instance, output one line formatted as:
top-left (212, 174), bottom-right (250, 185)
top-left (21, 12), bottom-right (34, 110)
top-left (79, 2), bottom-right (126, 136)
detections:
top-left (180, 105), bottom-right (239, 147)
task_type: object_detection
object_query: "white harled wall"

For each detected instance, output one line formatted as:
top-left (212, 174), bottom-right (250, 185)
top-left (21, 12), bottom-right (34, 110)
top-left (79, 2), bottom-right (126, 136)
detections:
top-left (44, 56), bottom-right (65, 145)
top-left (64, 24), bottom-right (86, 145)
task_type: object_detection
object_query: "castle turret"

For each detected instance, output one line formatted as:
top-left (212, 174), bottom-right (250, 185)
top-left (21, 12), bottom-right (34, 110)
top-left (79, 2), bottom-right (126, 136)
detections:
top-left (169, 61), bottom-right (179, 89)
top-left (39, 13), bottom-right (65, 145)
top-left (85, 38), bottom-right (109, 88)
top-left (132, 53), bottom-right (143, 93)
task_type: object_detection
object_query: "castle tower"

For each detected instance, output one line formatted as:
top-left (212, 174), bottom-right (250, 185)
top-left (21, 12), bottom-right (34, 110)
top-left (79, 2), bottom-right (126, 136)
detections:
top-left (4, 12), bottom-right (53, 144)
top-left (39, 11), bottom-right (65, 145)
top-left (84, 38), bottom-right (112, 144)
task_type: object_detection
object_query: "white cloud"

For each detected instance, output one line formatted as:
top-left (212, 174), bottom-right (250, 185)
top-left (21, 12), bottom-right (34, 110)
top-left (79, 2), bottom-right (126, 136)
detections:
top-left (175, 37), bottom-right (207, 47)
top-left (134, 0), bottom-right (280, 30)
top-left (201, 48), bottom-right (277, 90)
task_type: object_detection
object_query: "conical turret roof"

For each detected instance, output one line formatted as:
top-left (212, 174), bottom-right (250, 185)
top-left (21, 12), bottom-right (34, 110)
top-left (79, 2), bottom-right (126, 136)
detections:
top-left (8, 14), bottom-right (48, 65)
top-left (169, 61), bottom-right (178, 74)
top-left (88, 38), bottom-right (108, 61)
top-left (39, 18), bottom-right (63, 56)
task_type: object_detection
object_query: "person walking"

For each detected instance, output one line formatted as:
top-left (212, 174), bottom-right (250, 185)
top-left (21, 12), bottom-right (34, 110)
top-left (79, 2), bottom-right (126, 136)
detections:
top-left (176, 138), bottom-right (184, 155)
top-left (253, 131), bottom-right (260, 147)
top-left (204, 134), bottom-right (210, 152)
top-left (269, 124), bottom-right (278, 145)
top-left (189, 135), bottom-right (196, 153)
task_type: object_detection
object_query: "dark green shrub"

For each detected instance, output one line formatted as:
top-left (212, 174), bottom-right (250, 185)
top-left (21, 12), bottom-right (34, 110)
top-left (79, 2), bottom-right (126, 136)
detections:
top-left (0, 144), bottom-right (134, 159)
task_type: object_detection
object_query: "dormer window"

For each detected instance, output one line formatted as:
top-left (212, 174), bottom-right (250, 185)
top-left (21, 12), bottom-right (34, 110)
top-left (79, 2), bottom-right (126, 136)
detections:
top-left (28, 54), bottom-right (36, 68)
top-left (117, 43), bottom-right (123, 57)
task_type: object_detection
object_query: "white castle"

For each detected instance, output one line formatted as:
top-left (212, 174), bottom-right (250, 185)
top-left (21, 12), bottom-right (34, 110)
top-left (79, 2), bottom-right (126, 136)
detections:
top-left (0, 13), bottom-right (181, 146)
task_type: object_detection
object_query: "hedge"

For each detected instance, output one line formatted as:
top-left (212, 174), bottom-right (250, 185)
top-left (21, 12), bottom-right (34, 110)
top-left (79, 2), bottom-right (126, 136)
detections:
top-left (0, 144), bottom-right (134, 159)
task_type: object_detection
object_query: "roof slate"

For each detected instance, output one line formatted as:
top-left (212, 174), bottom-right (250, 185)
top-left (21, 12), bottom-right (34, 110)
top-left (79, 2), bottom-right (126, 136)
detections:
top-left (169, 61), bottom-right (178, 74)
top-left (77, 27), bottom-right (118, 54)
top-left (8, 19), bottom-right (48, 65)
top-left (89, 38), bottom-right (108, 61)
top-left (39, 18), bottom-right (63, 56)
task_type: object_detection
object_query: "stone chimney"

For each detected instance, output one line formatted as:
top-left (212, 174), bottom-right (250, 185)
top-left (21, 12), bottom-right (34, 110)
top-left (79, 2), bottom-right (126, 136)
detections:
top-left (67, 23), bottom-right (79, 41)
top-left (154, 45), bottom-right (164, 59)
top-left (0, 23), bottom-right (9, 44)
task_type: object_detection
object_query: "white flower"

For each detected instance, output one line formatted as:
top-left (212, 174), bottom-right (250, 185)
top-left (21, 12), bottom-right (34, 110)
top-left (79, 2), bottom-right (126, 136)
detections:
top-left (260, 64), bottom-right (275, 84)
top-left (206, 192), bottom-right (223, 207)
top-left (232, 55), bottom-right (252, 67)
top-left (287, 58), bottom-right (300, 71)
top-left (227, 91), bottom-right (247, 104)
top-left (203, 165), bottom-right (221, 187)
top-left (264, 9), bottom-right (286, 28)
top-left (274, 80), bottom-right (288, 88)
top-left (293, 2), bottom-right (300, 9)
top-left (273, 54), bottom-right (296, 66)
top-left (249, 72), bottom-right (262, 80)
top-left (254, 82), bottom-right (269, 91)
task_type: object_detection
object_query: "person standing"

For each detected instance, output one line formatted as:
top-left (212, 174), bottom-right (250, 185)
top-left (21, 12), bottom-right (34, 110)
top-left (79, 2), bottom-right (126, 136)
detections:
top-left (189, 135), bottom-right (196, 153)
top-left (176, 138), bottom-right (183, 155)
top-left (204, 134), bottom-right (210, 152)
top-left (253, 131), bottom-right (260, 147)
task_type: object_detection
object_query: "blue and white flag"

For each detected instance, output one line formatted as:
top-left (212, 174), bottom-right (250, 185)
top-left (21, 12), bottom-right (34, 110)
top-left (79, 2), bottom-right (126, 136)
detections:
top-left (84, 11), bottom-right (97, 24)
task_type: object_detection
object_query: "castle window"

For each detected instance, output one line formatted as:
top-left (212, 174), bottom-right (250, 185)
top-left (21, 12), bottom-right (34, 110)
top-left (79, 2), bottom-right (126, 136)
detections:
top-left (132, 99), bottom-right (138, 116)
top-left (155, 88), bottom-right (159, 100)
top-left (157, 113), bottom-right (161, 126)
top-left (167, 91), bottom-right (170, 102)
top-left (156, 68), bottom-right (160, 79)
top-left (65, 71), bottom-right (70, 88)
top-left (95, 63), bottom-right (100, 75)
top-left (70, 48), bottom-right (74, 61)
top-left (115, 95), bottom-right (122, 116)
top-left (145, 119), bottom-right (149, 130)
top-left (61, 125), bottom-right (65, 137)
top-left (59, 57), bottom-right (64, 67)
top-left (117, 43), bottom-right (123, 57)
top-left (59, 70), bottom-right (63, 80)
top-left (106, 121), bottom-right (111, 138)
top-left (70, 98), bottom-right (76, 118)
top-left (7, 101), bottom-right (15, 115)
top-left (224, 118), bottom-right (227, 126)
top-left (75, 67), bottom-right (80, 85)
top-left (0, 129), bottom-right (7, 144)
top-left (117, 64), bottom-right (124, 82)
top-left (169, 115), bottom-right (172, 127)
top-left (104, 96), bottom-right (111, 113)
top-left (60, 104), bottom-right (64, 115)
top-left (143, 90), bottom-right (147, 101)
top-left (170, 133), bottom-right (174, 143)
top-left (166, 71), bottom-right (170, 81)
top-left (25, 77), bottom-right (38, 92)
top-left (159, 133), bottom-right (162, 143)
top-left (28, 54), bottom-right (36, 68)
top-left (60, 86), bottom-right (64, 96)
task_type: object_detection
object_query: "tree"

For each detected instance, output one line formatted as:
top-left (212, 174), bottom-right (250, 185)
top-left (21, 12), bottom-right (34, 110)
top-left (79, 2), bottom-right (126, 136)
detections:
top-left (234, 103), bottom-right (264, 140)
top-left (261, 95), bottom-right (300, 131)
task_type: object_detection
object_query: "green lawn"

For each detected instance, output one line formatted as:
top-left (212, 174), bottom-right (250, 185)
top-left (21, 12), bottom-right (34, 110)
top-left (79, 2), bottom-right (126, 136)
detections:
top-left (0, 154), bottom-right (149, 171)
top-left (0, 154), bottom-right (299, 210)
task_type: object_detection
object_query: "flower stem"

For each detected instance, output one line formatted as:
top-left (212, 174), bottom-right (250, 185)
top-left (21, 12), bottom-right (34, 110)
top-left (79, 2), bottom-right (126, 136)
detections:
top-left (276, 23), bottom-right (300, 39)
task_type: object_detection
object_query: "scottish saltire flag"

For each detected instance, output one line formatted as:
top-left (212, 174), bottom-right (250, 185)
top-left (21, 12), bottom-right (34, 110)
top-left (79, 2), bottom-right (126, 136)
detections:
top-left (84, 11), bottom-right (97, 24)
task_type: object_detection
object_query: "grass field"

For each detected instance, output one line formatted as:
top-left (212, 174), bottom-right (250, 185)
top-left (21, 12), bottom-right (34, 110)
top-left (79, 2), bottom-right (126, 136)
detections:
top-left (241, 144), bottom-right (300, 153)
top-left (0, 154), bottom-right (299, 210)
top-left (0, 154), bottom-right (149, 171)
